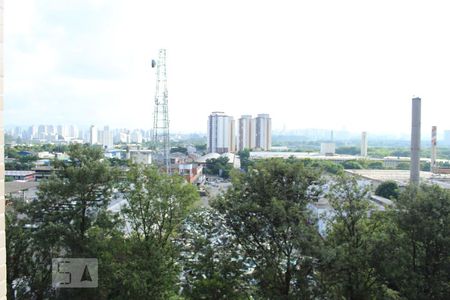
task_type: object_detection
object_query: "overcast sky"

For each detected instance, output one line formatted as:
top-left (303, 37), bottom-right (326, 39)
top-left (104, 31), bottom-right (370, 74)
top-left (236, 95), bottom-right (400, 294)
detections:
top-left (5, 0), bottom-right (450, 136)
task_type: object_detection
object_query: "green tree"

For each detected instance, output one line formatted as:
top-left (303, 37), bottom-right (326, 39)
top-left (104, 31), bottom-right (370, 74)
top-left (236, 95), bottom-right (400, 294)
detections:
top-left (116, 164), bottom-right (199, 299)
top-left (238, 148), bottom-right (252, 172)
top-left (336, 146), bottom-right (359, 155)
top-left (306, 159), bottom-right (344, 175)
top-left (396, 162), bottom-right (410, 170)
top-left (8, 144), bottom-right (119, 299)
top-left (391, 150), bottom-right (410, 157)
top-left (214, 158), bottom-right (324, 298)
top-left (341, 160), bottom-right (363, 169)
top-left (195, 144), bottom-right (207, 153)
top-left (420, 161), bottom-right (431, 171)
top-left (367, 161), bottom-right (384, 169)
top-left (107, 157), bottom-right (129, 167)
top-left (171, 146), bottom-right (188, 155)
top-left (6, 198), bottom-right (38, 299)
top-left (178, 208), bottom-right (252, 299)
top-left (205, 157), bottom-right (232, 178)
top-left (375, 180), bottom-right (399, 199)
top-left (386, 185), bottom-right (450, 299)
top-left (321, 175), bottom-right (397, 299)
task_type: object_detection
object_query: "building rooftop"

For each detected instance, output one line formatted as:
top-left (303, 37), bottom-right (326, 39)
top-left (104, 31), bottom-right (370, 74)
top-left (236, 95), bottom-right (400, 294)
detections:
top-left (345, 169), bottom-right (432, 184)
top-left (5, 170), bottom-right (36, 176)
top-left (383, 156), bottom-right (450, 163)
top-left (5, 181), bottom-right (39, 194)
top-left (345, 169), bottom-right (450, 188)
top-left (250, 151), bottom-right (362, 161)
top-left (129, 150), bottom-right (153, 153)
top-left (196, 153), bottom-right (221, 163)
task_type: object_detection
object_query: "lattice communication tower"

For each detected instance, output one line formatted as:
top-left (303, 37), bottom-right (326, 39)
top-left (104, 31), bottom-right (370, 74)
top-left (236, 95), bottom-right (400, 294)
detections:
top-left (152, 49), bottom-right (171, 173)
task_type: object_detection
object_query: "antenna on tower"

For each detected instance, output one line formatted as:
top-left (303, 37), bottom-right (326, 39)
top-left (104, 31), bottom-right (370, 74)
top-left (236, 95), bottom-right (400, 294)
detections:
top-left (152, 49), bottom-right (171, 174)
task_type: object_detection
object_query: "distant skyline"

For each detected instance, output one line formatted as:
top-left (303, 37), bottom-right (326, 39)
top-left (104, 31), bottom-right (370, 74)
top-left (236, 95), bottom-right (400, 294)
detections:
top-left (5, 0), bottom-right (450, 137)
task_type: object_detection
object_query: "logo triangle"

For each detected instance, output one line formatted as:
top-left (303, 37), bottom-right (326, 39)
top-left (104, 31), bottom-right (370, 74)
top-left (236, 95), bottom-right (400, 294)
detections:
top-left (81, 265), bottom-right (92, 282)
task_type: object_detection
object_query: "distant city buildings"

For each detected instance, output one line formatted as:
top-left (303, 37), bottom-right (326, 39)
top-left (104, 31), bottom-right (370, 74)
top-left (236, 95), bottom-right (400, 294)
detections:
top-left (207, 112), bottom-right (236, 154)
top-left (7, 124), bottom-right (81, 142)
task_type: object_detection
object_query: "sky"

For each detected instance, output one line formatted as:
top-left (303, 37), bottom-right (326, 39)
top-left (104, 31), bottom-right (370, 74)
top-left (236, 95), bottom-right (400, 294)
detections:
top-left (5, 0), bottom-right (450, 137)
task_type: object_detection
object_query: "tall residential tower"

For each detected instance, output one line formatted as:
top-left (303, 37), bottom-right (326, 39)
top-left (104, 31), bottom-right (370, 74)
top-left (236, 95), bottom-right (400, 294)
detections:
top-left (253, 114), bottom-right (272, 151)
top-left (237, 115), bottom-right (253, 151)
top-left (207, 112), bottom-right (235, 154)
top-left (89, 125), bottom-right (98, 145)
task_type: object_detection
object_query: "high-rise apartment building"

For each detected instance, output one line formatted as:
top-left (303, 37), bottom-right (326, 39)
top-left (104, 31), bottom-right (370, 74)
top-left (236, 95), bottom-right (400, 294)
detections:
top-left (253, 114), bottom-right (272, 151)
top-left (69, 125), bottom-right (79, 139)
top-left (238, 115), bottom-right (253, 151)
top-left (98, 129), bottom-right (104, 146)
top-left (90, 125), bottom-right (98, 145)
top-left (37, 124), bottom-right (47, 139)
top-left (207, 112), bottom-right (235, 154)
top-left (47, 125), bottom-right (56, 135)
top-left (29, 125), bottom-right (38, 140)
top-left (131, 129), bottom-right (143, 144)
top-left (102, 126), bottom-right (113, 149)
top-left (57, 125), bottom-right (67, 138)
top-left (118, 131), bottom-right (130, 144)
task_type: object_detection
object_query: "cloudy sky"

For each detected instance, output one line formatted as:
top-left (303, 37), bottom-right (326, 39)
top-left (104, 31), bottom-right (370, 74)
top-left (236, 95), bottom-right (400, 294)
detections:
top-left (5, 0), bottom-right (450, 136)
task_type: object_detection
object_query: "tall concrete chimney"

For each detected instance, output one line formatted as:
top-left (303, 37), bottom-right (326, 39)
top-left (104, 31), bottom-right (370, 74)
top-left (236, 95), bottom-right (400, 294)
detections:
top-left (361, 131), bottom-right (368, 157)
top-left (431, 126), bottom-right (437, 173)
top-left (410, 97), bottom-right (421, 184)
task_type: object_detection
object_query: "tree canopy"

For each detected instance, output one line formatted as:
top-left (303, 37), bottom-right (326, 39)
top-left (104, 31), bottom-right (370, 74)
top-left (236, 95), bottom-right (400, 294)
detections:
top-left (5, 149), bottom-right (450, 299)
top-left (375, 180), bottom-right (400, 199)
top-left (214, 158), bottom-right (323, 298)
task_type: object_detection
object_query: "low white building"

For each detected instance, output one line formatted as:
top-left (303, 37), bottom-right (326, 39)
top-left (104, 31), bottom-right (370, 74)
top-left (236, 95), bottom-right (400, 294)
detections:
top-left (104, 149), bottom-right (126, 159)
top-left (320, 143), bottom-right (336, 156)
top-left (129, 150), bottom-right (152, 165)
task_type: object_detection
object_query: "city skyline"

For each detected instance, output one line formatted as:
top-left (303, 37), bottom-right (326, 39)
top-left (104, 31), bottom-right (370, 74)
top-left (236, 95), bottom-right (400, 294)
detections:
top-left (5, 0), bottom-right (450, 136)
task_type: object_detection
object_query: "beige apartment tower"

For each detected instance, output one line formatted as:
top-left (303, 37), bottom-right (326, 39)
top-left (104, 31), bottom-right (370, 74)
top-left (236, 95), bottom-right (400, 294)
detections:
top-left (0, 0), bottom-right (7, 298)
top-left (207, 112), bottom-right (236, 154)
top-left (237, 115), bottom-right (254, 151)
top-left (253, 114), bottom-right (272, 151)
top-left (237, 114), bottom-right (272, 151)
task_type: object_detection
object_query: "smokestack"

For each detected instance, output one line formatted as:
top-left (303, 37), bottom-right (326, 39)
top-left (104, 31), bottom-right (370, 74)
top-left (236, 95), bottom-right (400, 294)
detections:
top-left (410, 97), bottom-right (421, 184)
top-left (431, 126), bottom-right (437, 173)
top-left (361, 131), bottom-right (368, 157)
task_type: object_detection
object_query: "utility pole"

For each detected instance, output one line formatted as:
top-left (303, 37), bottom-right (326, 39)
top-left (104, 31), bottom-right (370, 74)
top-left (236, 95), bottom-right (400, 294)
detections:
top-left (152, 49), bottom-right (171, 174)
